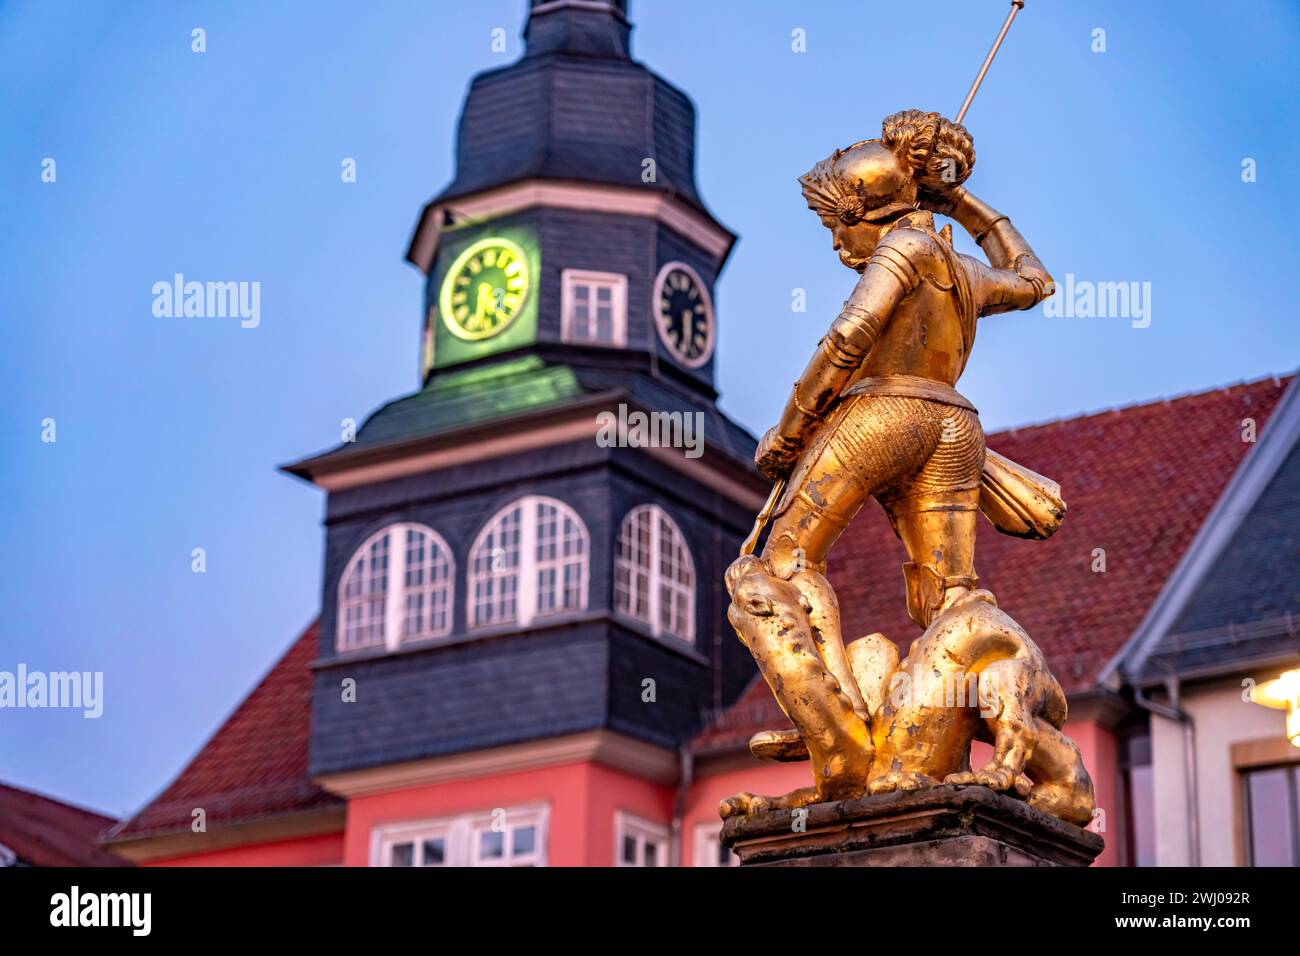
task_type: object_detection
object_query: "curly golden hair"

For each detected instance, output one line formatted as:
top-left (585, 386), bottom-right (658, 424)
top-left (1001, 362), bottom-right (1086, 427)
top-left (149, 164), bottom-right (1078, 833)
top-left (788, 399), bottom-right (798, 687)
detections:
top-left (880, 108), bottom-right (976, 191)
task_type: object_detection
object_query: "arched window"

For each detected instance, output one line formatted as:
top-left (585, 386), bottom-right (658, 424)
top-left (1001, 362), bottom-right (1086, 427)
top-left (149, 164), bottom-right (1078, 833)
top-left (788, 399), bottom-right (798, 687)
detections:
top-left (338, 523), bottom-right (454, 652)
top-left (615, 505), bottom-right (695, 643)
top-left (469, 496), bottom-right (589, 628)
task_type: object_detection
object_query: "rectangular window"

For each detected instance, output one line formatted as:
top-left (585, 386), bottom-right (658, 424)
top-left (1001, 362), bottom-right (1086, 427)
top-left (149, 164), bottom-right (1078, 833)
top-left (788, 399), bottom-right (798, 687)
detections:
top-left (372, 805), bottom-right (548, 867)
top-left (693, 822), bottom-right (740, 867)
top-left (615, 812), bottom-right (669, 867)
top-left (376, 821), bottom-right (451, 868)
top-left (562, 270), bottom-right (627, 347)
top-left (468, 810), bottom-right (544, 867)
top-left (1243, 764), bottom-right (1300, 866)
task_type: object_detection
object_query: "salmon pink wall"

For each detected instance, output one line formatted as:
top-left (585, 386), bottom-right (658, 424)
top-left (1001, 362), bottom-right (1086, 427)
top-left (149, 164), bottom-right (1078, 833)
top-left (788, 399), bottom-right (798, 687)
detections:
top-left (146, 830), bottom-right (343, 867)
top-left (584, 763), bottom-right (675, 865)
top-left (682, 761), bottom-right (810, 866)
top-left (147, 727), bottom-right (1115, 867)
top-left (342, 760), bottom-right (673, 866)
top-left (1064, 719), bottom-right (1119, 866)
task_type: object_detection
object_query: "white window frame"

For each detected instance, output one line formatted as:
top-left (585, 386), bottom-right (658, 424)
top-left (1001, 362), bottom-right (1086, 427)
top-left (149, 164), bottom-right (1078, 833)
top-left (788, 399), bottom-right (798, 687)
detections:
top-left (465, 807), bottom-right (548, 867)
top-left (615, 505), bottom-right (696, 644)
top-left (337, 522), bottom-right (455, 653)
top-left (371, 804), bottom-right (549, 868)
top-left (372, 819), bottom-right (454, 868)
top-left (561, 269), bottom-right (627, 347)
top-left (693, 822), bottom-right (740, 867)
top-left (468, 495), bottom-right (590, 629)
top-left (615, 811), bottom-right (670, 867)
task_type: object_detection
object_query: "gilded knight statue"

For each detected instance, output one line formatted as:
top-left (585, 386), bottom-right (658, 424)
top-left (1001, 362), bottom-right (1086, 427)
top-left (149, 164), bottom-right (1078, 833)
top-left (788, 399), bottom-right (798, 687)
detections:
top-left (721, 109), bottom-right (1096, 827)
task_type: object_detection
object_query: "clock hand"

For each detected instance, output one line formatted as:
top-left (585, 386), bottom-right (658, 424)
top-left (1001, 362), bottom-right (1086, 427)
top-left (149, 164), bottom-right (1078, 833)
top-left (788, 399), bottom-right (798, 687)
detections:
top-left (473, 282), bottom-right (497, 328)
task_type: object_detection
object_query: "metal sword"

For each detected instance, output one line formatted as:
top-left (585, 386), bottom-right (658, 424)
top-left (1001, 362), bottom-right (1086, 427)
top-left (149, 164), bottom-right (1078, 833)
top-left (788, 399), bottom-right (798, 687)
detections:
top-left (956, 0), bottom-right (1025, 125)
top-left (740, 475), bottom-right (785, 556)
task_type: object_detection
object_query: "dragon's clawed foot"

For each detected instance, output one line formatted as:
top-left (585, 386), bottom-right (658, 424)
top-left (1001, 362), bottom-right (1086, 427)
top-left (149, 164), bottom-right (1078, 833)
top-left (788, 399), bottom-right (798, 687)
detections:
top-left (946, 768), bottom-right (1033, 797)
top-left (719, 787), bottom-right (820, 819)
top-left (867, 770), bottom-right (938, 795)
top-left (974, 766), bottom-right (1018, 791)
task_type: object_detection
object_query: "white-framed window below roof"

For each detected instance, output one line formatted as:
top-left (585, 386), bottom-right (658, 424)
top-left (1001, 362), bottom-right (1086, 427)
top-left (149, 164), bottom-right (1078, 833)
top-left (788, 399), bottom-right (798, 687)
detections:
top-left (467, 807), bottom-right (546, 867)
top-left (337, 522), bottom-right (455, 653)
top-left (614, 504), bottom-right (696, 643)
top-left (693, 821), bottom-right (740, 867)
top-left (615, 811), bottom-right (669, 867)
top-left (372, 805), bottom-right (549, 868)
top-left (561, 269), bottom-right (627, 347)
top-left (469, 495), bottom-right (589, 629)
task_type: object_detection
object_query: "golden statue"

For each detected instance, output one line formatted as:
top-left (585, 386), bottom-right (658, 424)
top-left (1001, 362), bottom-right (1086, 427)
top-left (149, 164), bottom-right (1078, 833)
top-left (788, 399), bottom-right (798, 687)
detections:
top-left (721, 106), bottom-right (1096, 827)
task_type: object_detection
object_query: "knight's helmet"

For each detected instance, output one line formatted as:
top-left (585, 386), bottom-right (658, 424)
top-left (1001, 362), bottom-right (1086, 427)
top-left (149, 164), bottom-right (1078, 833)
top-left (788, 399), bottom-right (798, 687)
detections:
top-left (799, 140), bottom-right (917, 226)
top-left (800, 110), bottom-right (976, 227)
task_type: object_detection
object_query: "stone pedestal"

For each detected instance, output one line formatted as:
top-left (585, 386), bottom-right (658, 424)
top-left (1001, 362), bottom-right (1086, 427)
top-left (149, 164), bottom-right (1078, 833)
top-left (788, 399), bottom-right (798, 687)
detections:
top-left (720, 784), bottom-right (1103, 867)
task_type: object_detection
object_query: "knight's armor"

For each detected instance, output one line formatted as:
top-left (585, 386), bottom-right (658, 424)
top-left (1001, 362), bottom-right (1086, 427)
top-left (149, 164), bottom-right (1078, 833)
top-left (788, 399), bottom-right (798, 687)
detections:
top-left (763, 189), bottom-right (1053, 628)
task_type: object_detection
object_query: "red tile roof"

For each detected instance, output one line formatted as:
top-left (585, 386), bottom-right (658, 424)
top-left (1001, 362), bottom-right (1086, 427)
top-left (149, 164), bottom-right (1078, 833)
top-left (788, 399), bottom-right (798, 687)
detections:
top-left (0, 783), bottom-right (131, 866)
top-left (693, 376), bottom-right (1293, 753)
top-left (107, 621), bottom-right (341, 841)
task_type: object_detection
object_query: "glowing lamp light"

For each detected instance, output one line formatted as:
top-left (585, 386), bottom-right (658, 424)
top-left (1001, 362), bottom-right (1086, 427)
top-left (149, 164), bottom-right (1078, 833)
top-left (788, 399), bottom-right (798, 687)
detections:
top-left (1252, 669), bottom-right (1300, 748)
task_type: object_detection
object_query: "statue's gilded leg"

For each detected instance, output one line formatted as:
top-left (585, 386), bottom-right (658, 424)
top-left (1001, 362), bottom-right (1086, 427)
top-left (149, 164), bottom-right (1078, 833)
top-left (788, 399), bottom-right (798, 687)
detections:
top-left (1024, 719), bottom-right (1096, 826)
top-left (721, 396), bottom-right (960, 817)
top-left (721, 556), bottom-right (872, 818)
top-left (864, 472), bottom-right (985, 794)
top-left (963, 656), bottom-right (1039, 792)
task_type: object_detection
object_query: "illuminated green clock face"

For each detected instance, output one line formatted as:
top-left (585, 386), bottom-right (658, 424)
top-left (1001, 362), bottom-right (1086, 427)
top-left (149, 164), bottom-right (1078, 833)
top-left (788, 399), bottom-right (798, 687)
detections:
top-left (439, 237), bottom-right (530, 341)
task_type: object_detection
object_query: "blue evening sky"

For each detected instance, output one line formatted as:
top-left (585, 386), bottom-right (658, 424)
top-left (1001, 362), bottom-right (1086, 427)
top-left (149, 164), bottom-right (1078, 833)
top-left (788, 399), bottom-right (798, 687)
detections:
top-left (2, 1), bottom-right (1297, 816)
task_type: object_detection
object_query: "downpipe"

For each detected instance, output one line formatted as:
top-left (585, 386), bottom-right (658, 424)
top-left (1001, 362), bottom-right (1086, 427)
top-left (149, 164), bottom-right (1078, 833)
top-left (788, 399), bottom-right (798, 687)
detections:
top-left (1134, 679), bottom-right (1200, 867)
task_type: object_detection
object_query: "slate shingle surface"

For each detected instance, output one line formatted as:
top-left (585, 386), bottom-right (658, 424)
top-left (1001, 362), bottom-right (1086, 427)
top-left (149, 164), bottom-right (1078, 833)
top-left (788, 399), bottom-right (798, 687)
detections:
top-left (1136, 432), bottom-right (1300, 681)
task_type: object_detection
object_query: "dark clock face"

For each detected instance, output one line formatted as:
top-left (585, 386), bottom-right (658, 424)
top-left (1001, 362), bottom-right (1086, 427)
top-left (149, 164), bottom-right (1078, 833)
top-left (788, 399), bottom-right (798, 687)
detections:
top-left (654, 262), bottom-right (713, 367)
top-left (438, 237), bottom-right (530, 341)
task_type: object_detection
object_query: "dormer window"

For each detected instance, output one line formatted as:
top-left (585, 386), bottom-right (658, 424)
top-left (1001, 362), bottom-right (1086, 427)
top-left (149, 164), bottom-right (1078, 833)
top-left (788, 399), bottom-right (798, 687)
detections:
top-left (469, 495), bottom-right (590, 628)
top-left (561, 270), bottom-right (627, 347)
top-left (337, 523), bottom-right (455, 652)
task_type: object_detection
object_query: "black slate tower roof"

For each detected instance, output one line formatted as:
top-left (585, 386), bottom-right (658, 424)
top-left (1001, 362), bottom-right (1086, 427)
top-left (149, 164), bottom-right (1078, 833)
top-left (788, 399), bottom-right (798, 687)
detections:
top-left (290, 0), bottom-right (748, 477)
top-left (433, 0), bottom-right (711, 216)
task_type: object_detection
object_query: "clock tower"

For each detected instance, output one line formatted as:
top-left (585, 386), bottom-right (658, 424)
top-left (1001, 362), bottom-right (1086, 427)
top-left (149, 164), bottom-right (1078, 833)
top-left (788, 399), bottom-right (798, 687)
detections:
top-left (284, 0), bottom-right (764, 828)
top-left (407, 0), bottom-right (735, 391)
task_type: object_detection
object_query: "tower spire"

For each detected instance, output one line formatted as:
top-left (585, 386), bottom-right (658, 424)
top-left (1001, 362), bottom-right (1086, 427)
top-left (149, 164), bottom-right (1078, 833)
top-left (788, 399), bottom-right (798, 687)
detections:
top-left (524, 0), bottom-right (632, 59)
